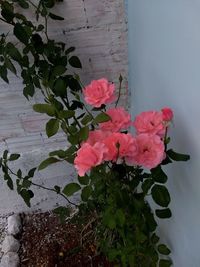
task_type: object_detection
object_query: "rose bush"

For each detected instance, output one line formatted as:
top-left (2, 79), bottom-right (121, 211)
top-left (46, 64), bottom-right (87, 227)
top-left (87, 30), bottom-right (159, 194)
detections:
top-left (0, 1), bottom-right (190, 266)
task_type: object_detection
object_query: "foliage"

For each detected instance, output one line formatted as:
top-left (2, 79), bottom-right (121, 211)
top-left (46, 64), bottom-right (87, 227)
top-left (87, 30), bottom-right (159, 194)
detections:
top-left (0, 1), bottom-right (190, 266)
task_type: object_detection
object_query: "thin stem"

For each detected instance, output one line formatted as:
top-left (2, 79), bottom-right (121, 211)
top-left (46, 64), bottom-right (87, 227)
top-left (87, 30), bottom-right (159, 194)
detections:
top-left (31, 182), bottom-right (77, 207)
top-left (5, 163), bottom-right (77, 207)
top-left (115, 74), bottom-right (123, 107)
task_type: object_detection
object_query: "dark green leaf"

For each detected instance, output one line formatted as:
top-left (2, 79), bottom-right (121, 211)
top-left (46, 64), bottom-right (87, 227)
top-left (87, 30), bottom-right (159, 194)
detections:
top-left (49, 12), bottom-right (64, 20)
top-left (46, 119), bottom-right (59, 137)
top-left (6, 43), bottom-right (22, 62)
top-left (81, 186), bottom-right (92, 201)
top-left (52, 65), bottom-right (66, 76)
top-left (59, 110), bottom-right (75, 119)
top-left (18, 0), bottom-right (29, 9)
top-left (156, 208), bottom-right (172, 219)
top-left (81, 114), bottom-right (93, 125)
top-left (17, 169), bottom-right (22, 178)
top-left (79, 126), bottom-right (89, 141)
top-left (62, 183), bottom-right (81, 197)
top-left (28, 167), bottom-right (37, 177)
top-left (14, 23), bottom-right (29, 44)
top-left (68, 56), bottom-right (82, 68)
top-left (54, 78), bottom-right (66, 97)
top-left (23, 84), bottom-right (35, 99)
top-left (151, 185), bottom-right (171, 207)
top-left (9, 154), bottom-right (20, 161)
top-left (142, 179), bottom-right (154, 194)
top-left (3, 150), bottom-right (8, 159)
top-left (5, 58), bottom-right (17, 75)
top-left (38, 157), bottom-right (60, 170)
top-left (33, 104), bottom-right (55, 116)
top-left (20, 189), bottom-right (33, 207)
top-left (78, 175), bottom-right (89, 186)
top-left (158, 244), bottom-right (171, 255)
top-left (167, 149), bottom-right (190, 161)
top-left (0, 65), bottom-right (8, 83)
top-left (151, 166), bottom-right (168, 184)
top-left (151, 233), bottom-right (160, 244)
top-left (65, 47), bottom-right (75, 55)
top-left (7, 178), bottom-right (13, 190)
top-left (49, 150), bottom-right (67, 159)
top-left (159, 259), bottom-right (172, 267)
top-left (93, 112), bottom-right (110, 124)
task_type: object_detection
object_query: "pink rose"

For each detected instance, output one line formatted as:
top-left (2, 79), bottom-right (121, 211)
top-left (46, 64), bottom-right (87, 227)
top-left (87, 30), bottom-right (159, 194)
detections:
top-left (133, 134), bottom-right (165, 169)
top-left (103, 132), bottom-right (138, 164)
top-left (161, 107), bottom-right (174, 121)
top-left (83, 78), bottom-right (116, 107)
top-left (100, 107), bottom-right (131, 132)
top-left (74, 142), bottom-right (107, 176)
top-left (133, 110), bottom-right (166, 137)
top-left (86, 129), bottom-right (111, 146)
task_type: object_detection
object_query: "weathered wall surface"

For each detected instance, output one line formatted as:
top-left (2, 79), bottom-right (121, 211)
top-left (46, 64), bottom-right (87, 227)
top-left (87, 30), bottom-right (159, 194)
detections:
top-left (0, 0), bottom-right (128, 214)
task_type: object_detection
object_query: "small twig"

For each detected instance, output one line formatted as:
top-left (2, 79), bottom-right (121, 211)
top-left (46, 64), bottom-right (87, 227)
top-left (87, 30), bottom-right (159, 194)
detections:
top-left (115, 74), bottom-right (123, 107)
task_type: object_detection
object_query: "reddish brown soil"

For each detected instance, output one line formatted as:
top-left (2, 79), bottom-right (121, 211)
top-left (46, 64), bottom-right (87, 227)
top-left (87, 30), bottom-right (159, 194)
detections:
top-left (20, 211), bottom-right (114, 267)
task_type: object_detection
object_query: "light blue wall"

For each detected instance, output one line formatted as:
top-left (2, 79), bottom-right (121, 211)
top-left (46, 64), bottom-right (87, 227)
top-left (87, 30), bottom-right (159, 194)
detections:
top-left (128, 1), bottom-right (200, 267)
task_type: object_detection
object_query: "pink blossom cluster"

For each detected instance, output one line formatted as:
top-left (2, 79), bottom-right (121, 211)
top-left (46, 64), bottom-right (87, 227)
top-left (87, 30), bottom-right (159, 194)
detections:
top-left (75, 79), bottom-right (173, 176)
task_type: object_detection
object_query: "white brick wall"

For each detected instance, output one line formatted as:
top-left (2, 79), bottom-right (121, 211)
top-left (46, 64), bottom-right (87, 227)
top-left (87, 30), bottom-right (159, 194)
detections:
top-left (0, 0), bottom-right (128, 214)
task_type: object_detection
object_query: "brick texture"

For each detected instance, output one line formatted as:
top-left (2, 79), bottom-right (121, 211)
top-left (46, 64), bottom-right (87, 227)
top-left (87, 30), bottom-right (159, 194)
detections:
top-left (0, 0), bottom-right (128, 213)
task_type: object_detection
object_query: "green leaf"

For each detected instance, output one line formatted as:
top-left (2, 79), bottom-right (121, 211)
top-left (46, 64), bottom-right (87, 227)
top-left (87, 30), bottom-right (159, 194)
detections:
top-left (20, 189), bottom-right (34, 207)
top-left (52, 65), bottom-right (66, 76)
top-left (158, 244), bottom-right (171, 255)
top-left (28, 167), bottom-right (37, 178)
top-left (9, 154), bottom-right (20, 161)
top-left (6, 43), bottom-right (22, 62)
top-left (0, 65), bottom-right (8, 83)
top-left (1, 2), bottom-right (14, 22)
top-left (151, 166), bottom-right (168, 184)
top-left (93, 112), bottom-right (111, 124)
top-left (78, 175), bottom-right (89, 185)
top-left (49, 12), bottom-right (64, 20)
top-left (5, 58), bottom-right (17, 75)
top-left (65, 47), bottom-right (75, 55)
top-left (142, 179), bottom-right (154, 194)
top-left (38, 157), bottom-right (60, 170)
top-left (151, 233), bottom-right (160, 244)
top-left (49, 150), bottom-right (67, 159)
top-left (7, 178), bottom-right (13, 190)
top-left (23, 85), bottom-right (35, 99)
top-left (79, 126), bottom-right (89, 141)
top-left (33, 104), bottom-right (55, 116)
top-left (54, 78), bottom-right (66, 97)
top-left (14, 23), bottom-right (29, 44)
top-left (81, 114), bottom-right (93, 125)
top-left (68, 56), bottom-right (82, 68)
top-left (156, 208), bottom-right (172, 219)
top-left (3, 150), bottom-right (8, 159)
top-left (167, 149), bottom-right (190, 161)
top-left (81, 186), bottom-right (92, 201)
top-left (22, 179), bottom-right (31, 189)
top-left (17, 169), bottom-right (22, 178)
top-left (62, 183), bottom-right (81, 197)
top-left (18, 0), bottom-right (29, 9)
top-left (59, 110), bottom-right (75, 119)
top-left (151, 185), bottom-right (171, 207)
top-left (46, 119), bottom-right (59, 138)
top-left (159, 259), bottom-right (173, 267)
